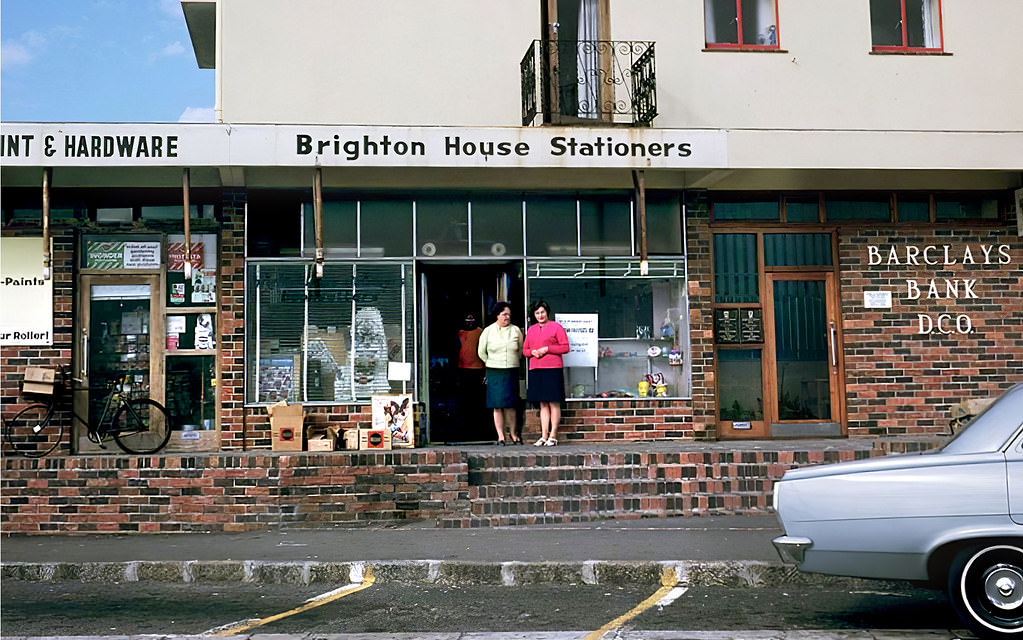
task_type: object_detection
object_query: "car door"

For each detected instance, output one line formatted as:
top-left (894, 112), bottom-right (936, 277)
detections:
top-left (1007, 429), bottom-right (1023, 525)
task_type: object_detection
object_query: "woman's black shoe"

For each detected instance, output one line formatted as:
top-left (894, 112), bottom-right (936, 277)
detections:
top-left (497, 440), bottom-right (507, 446)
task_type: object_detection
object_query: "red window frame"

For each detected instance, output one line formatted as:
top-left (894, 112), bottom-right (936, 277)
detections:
top-left (704, 0), bottom-right (781, 51)
top-left (870, 0), bottom-right (944, 53)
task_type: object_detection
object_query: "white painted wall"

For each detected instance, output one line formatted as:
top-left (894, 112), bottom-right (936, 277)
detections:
top-left (219, 0), bottom-right (1022, 133)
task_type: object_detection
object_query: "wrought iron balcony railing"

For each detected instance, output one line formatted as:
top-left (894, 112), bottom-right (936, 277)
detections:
top-left (521, 39), bottom-right (657, 127)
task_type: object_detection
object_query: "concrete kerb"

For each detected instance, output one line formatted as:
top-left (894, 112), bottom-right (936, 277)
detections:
top-left (1, 559), bottom-right (856, 587)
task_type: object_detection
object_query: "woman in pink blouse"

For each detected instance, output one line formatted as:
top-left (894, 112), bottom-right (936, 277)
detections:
top-left (522, 300), bottom-right (570, 446)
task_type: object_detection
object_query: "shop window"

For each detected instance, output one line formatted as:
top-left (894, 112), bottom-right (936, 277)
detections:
top-left (141, 205), bottom-right (214, 221)
top-left (935, 196), bottom-right (999, 221)
top-left (713, 234), bottom-right (758, 303)
top-left (471, 197), bottom-right (523, 257)
top-left (416, 198), bottom-right (469, 257)
top-left (784, 197), bottom-right (819, 223)
top-left (718, 349), bottom-right (763, 421)
top-left (527, 258), bottom-right (691, 400)
top-left (526, 196), bottom-right (578, 256)
top-left (705, 0), bottom-right (780, 49)
top-left (764, 233), bottom-right (832, 267)
top-left (897, 195), bottom-right (931, 222)
top-left (246, 262), bottom-right (413, 404)
top-left (870, 0), bottom-right (943, 52)
top-left (825, 197), bottom-right (891, 222)
top-left (580, 198), bottom-right (632, 256)
top-left (360, 200), bottom-right (413, 257)
top-left (302, 201), bottom-right (358, 258)
top-left (645, 195), bottom-right (684, 255)
top-left (711, 197), bottom-right (779, 221)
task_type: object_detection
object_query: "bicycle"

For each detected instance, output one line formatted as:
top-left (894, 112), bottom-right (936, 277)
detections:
top-left (4, 365), bottom-right (174, 457)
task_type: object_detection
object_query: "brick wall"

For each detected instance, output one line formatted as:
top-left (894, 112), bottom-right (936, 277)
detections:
top-left (839, 223), bottom-right (1023, 436)
top-left (1, 228), bottom-right (75, 455)
top-left (1, 449), bottom-right (468, 533)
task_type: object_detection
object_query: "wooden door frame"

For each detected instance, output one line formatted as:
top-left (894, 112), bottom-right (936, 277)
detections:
top-left (76, 273), bottom-right (165, 452)
top-left (763, 271), bottom-right (846, 435)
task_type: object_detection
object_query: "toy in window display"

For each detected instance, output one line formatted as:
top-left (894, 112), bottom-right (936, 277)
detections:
top-left (337, 307), bottom-right (391, 396)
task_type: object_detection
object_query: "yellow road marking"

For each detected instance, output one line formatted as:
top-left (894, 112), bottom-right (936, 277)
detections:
top-left (211, 567), bottom-right (375, 636)
top-left (581, 566), bottom-right (684, 640)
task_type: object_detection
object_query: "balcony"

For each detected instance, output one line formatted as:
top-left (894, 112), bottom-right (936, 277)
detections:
top-left (521, 40), bottom-right (657, 127)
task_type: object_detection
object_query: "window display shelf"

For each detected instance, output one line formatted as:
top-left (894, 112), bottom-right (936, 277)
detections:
top-left (166, 306), bottom-right (216, 314)
top-left (167, 349), bottom-right (217, 356)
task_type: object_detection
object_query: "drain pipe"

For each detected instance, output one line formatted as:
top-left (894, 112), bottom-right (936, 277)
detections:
top-left (183, 168), bottom-right (193, 279)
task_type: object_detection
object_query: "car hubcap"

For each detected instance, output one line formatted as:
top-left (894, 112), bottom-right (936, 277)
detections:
top-left (984, 564), bottom-right (1023, 611)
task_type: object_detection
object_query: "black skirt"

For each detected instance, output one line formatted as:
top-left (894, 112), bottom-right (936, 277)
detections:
top-left (526, 368), bottom-right (565, 403)
top-left (485, 368), bottom-right (519, 409)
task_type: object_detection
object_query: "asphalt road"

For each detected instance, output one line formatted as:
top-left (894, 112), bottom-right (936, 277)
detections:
top-left (1, 579), bottom-right (973, 638)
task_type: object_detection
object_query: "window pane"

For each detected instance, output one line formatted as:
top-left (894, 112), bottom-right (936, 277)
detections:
top-left (580, 198), bottom-right (631, 256)
top-left (774, 280), bottom-right (830, 420)
top-left (784, 197), bottom-right (818, 223)
top-left (527, 261), bottom-right (690, 399)
top-left (712, 199), bottom-right (779, 221)
top-left (898, 196), bottom-right (930, 222)
top-left (905, 0), bottom-right (932, 47)
top-left (303, 201), bottom-right (358, 258)
top-left (742, 0), bottom-right (777, 45)
top-left (870, 0), bottom-right (903, 47)
top-left (646, 195), bottom-right (683, 254)
top-left (306, 265), bottom-right (354, 402)
top-left (417, 198), bottom-right (468, 257)
top-left (935, 197), bottom-right (999, 220)
top-left (471, 197), bottom-right (523, 257)
top-left (825, 198), bottom-right (890, 221)
top-left (764, 234), bottom-right (832, 267)
top-left (360, 200), bottom-right (412, 257)
top-left (526, 196), bottom-right (577, 256)
top-left (705, 0), bottom-right (739, 44)
top-left (718, 349), bottom-right (763, 421)
top-left (714, 234), bottom-right (758, 303)
top-left (247, 191), bottom-right (302, 257)
top-left (350, 263), bottom-right (412, 399)
top-left (248, 263), bottom-right (306, 403)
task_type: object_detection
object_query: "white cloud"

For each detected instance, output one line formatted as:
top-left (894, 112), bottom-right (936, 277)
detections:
top-left (0, 41), bottom-right (33, 69)
top-left (159, 0), bottom-right (183, 19)
top-left (160, 41), bottom-right (187, 57)
top-left (178, 107), bottom-right (216, 122)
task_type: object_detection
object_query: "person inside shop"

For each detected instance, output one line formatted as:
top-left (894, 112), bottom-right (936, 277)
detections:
top-left (477, 301), bottom-right (524, 445)
top-left (522, 300), bottom-right (570, 446)
top-left (456, 309), bottom-right (486, 430)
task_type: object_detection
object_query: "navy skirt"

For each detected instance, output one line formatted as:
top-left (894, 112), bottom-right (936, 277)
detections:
top-left (526, 368), bottom-right (565, 403)
top-left (485, 368), bottom-right (519, 409)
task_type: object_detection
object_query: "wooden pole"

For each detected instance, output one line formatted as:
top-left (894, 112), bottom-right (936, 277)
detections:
top-left (41, 168), bottom-right (52, 280)
top-left (313, 168), bottom-right (324, 278)
top-left (633, 169), bottom-right (648, 275)
top-left (183, 168), bottom-right (192, 279)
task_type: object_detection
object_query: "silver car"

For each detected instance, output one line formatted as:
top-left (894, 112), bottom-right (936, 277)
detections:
top-left (773, 383), bottom-right (1023, 639)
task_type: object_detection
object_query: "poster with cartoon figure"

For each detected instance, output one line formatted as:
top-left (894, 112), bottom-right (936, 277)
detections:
top-left (372, 394), bottom-right (413, 448)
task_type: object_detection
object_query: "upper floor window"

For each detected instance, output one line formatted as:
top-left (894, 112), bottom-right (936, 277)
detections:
top-left (705, 0), bottom-right (780, 50)
top-left (870, 0), bottom-right (943, 52)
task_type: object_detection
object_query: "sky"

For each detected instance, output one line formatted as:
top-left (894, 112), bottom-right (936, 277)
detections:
top-left (1, 0), bottom-right (214, 123)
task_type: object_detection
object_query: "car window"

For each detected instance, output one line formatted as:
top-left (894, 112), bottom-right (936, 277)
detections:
top-left (941, 384), bottom-right (1023, 455)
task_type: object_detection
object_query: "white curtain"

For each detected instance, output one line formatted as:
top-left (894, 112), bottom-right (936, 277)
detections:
top-left (920, 0), bottom-right (936, 48)
top-left (577, 0), bottom-right (599, 118)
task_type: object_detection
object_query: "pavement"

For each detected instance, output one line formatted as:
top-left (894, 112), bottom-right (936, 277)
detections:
top-left (0, 514), bottom-right (817, 587)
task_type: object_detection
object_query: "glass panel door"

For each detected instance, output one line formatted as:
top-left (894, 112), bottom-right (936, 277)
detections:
top-left (766, 273), bottom-right (842, 436)
top-left (77, 275), bottom-right (163, 451)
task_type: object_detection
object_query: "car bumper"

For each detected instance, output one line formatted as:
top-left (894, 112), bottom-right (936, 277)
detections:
top-left (772, 535), bottom-right (813, 564)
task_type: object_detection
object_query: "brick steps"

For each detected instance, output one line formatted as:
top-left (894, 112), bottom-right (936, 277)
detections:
top-left (440, 451), bottom-right (781, 528)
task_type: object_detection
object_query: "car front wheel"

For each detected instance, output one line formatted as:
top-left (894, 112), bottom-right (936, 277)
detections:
top-left (949, 544), bottom-right (1023, 639)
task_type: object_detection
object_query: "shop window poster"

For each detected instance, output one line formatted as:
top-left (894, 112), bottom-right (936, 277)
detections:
top-left (372, 394), bottom-right (414, 448)
top-left (191, 268), bottom-right (216, 304)
top-left (258, 357), bottom-right (297, 403)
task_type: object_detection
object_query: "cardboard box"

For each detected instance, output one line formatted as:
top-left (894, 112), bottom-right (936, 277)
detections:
top-left (359, 428), bottom-right (391, 450)
top-left (307, 437), bottom-right (335, 452)
top-left (305, 424), bottom-right (338, 452)
top-left (342, 429), bottom-right (359, 450)
top-left (267, 401), bottom-right (304, 452)
top-left (22, 367), bottom-right (56, 396)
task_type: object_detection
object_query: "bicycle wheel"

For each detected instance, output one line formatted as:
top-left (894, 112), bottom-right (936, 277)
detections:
top-left (111, 398), bottom-right (173, 454)
top-left (5, 403), bottom-right (62, 457)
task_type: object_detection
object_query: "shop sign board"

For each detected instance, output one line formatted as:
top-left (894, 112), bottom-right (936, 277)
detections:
top-left (86, 241), bottom-right (161, 270)
top-left (0, 123), bottom-right (728, 169)
top-left (559, 313), bottom-right (599, 368)
top-left (0, 237), bottom-right (53, 346)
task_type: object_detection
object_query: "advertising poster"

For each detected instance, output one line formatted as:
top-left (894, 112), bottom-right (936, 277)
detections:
top-left (558, 313), bottom-right (599, 368)
top-left (372, 394), bottom-right (414, 448)
top-left (0, 237), bottom-right (53, 346)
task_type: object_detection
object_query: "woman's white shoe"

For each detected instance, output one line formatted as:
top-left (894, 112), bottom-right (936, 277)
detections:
top-left (544, 438), bottom-right (558, 446)
top-left (533, 438), bottom-right (547, 447)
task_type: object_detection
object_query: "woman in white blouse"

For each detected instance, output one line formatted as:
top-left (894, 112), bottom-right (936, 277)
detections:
top-left (477, 302), bottom-right (524, 445)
